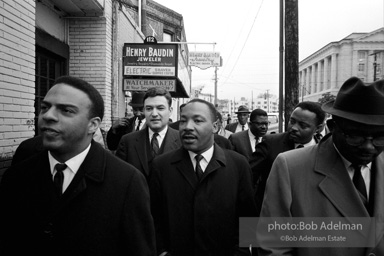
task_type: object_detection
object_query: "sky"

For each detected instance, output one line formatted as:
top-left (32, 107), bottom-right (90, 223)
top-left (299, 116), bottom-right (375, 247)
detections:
top-left (154, 0), bottom-right (384, 101)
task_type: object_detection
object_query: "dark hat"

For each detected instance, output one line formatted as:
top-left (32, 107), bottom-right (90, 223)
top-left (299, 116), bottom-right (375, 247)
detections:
top-left (235, 105), bottom-right (251, 114)
top-left (129, 92), bottom-right (145, 108)
top-left (322, 77), bottom-right (384, 125)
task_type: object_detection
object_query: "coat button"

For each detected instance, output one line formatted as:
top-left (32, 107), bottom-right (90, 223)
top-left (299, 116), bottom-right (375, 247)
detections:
top-left (43, 222), bottom-right (54, 238)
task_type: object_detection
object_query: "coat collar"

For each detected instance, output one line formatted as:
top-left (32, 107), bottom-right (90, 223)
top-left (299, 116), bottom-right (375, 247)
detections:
top-left (172, 143), bottom-right (226, 189)
top-left (314, 136), bottom-right (374, 217)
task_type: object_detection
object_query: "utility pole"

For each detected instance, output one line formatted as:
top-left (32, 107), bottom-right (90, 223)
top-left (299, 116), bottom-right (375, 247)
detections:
top-left (278, 0), bottom-right (284, 132)
top-left (369, 51), bottom-right (383, 82)
top-left (284, 0), bottom-right (299, 130)
top-left (214, 66), bottom-right (218, 107)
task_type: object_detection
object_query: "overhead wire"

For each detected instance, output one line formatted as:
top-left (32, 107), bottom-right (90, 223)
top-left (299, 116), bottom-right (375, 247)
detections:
top-left (220, 0), bottom-right (265, 87)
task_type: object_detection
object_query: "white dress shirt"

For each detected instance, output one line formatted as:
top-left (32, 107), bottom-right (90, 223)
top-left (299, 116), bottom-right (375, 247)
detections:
top-left (188, 145), bottom-right (214, 173)
top-left (49, 143), bottom-right (91, 194)
top-left (248, 130), bottom-right (262, 153)
top-left (334, 144), bottom-right (371, 200)
top-left (148, 126), bottom-right (168, 148)
top-left (235, 123), bottom-right (249, 133)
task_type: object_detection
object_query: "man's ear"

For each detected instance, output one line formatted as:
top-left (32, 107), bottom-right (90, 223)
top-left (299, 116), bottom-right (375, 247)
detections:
top-left (212, 120), bottom-right (219, 133)
top-left (88, 117), bottom-right (101, 135)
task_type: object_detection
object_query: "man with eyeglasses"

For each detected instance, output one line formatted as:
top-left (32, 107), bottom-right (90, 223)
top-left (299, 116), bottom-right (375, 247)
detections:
top-left (251, 101), bottom-right (326, 214)
top-left (258, 77), bottom-right (384, 256)
top-left (229, 109), bottom-right (269, 160)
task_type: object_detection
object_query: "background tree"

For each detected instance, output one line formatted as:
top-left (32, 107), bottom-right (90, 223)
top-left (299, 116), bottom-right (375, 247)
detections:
top-left (318, 92), bottom-right (336, 104)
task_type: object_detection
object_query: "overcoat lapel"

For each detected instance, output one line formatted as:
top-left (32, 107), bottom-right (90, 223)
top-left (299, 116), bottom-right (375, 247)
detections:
top-left (315, 137), bottom-right (369, 218)
top-left (372, 153), bottom-right (384, 245)
top-left (174, 149), bottom-right (198, 189)
top-left (201, 144), bottom-right (226, 182)
top-left (240, 132), bottom-right (252, 155)
top-left (53, 141), bottom-right (106, 215)
top-left (162, 128), bottom-right (180, 153)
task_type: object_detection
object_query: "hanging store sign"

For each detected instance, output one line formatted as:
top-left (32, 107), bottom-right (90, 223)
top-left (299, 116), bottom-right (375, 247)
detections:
top-left (188, 51), bottom-right (221, 69)
top-left (123, 78), bottom-right (176, 92)
top-left (123, 43), bottom-right (178, 77)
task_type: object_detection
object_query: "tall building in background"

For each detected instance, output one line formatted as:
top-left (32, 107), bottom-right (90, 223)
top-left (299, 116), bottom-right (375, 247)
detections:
top-left (299, 27), bottom-right (384, 102)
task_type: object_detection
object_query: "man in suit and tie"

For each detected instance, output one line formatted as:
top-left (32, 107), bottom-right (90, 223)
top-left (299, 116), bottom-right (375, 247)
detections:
top-left (149, 98), bottom-right (256, 256)
top-left (116, 87), bottom-right (181, 181)
top-left (0, 76), bottom-right (155, 255)
top-left (258, 77), bottom-right (384, 256)
top-left (229, 108), bottom-right (269, 160)
top-left (106, 91), bottom-right (146, 151)
top-left (251, 101), bottom-right (326, 214)
top-left (225, 105), bottom-right (251, 133)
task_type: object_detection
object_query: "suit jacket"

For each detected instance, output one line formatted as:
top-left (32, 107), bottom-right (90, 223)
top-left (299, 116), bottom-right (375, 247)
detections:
top-left (250, 132), bottom-right (320, 215)
top-left (225, 122), bottom-right (250, 133)
top-left (0, 141), bottom-right (156, 256)
top-left (149, 144), bottom-right (256, 256)
top-left (229, 130), bottom-right (254, 160)
top-left (106, 116), bottom-right (139, 151)
top-left (116, 126), bottom-right (181, 179)
top-left (225, 122), bottom-right (238, 133)
top-left (259, 135), bottom-right (384, 256)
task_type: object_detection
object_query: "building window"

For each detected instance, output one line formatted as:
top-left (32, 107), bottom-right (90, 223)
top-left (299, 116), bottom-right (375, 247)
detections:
top-left (358, 63), bottom-right (365, 72)
top-left (35, 47), bottom-right (67, 133)
top-left (358, 51), bottom-right (366, 62)
top-left (163, 32), bottom-right (173, 42)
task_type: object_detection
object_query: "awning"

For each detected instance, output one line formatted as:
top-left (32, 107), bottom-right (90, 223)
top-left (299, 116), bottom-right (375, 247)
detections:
top-left (50, 0), bottom-right (104, 17)
top-left (173, 78), bottom-right (189, 98)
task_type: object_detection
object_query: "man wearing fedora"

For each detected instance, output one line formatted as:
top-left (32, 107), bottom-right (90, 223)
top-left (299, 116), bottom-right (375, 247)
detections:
top-left (106, 91), bottom-right (146, 151)
top-left (258, 77), bottom-right (384, 256)
top-left (225, 105), bottom-right (251, 133)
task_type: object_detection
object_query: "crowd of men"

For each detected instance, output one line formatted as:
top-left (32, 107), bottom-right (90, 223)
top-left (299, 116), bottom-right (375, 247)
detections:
top-left (1, 75), bottom-right (384, 256)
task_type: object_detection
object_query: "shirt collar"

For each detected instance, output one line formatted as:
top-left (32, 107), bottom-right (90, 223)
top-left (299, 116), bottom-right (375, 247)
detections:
top-left (333, 143), bottom-right (372, 170)
top-left (188, 144), bottom-right (214, 164)
top-left (248, 129), bottom-right (258, 140)
top-left (148, 125), bottom-right (168, 139)
top-left (294, 137), bottom-right (316, 148)
top-left (49, 143), bottom-right (91, 175)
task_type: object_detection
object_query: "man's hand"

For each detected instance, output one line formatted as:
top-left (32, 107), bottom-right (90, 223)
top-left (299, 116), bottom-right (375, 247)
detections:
top-left (111, 117), bottom-right (129, 133)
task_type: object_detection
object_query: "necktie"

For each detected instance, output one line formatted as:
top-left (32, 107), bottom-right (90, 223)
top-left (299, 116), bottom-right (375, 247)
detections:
top-left (54, 163), bottom-right (67, 196)
top-left (352, 164), bottom-right (368, 201)
top-left (242, 125), bottom-right (245, 131)
top-left (296, 144), bottom-right (304, 148)
top-left (136, 118), bottom-right (142, 131)
top-left (195, 154), bottom-right (204, 181)
top-left (255, 137), bottom-right (259, 151)
top-left (315, 133), bottom-right (323, 141)
top-left (151, 133), bottom-right (159, 157)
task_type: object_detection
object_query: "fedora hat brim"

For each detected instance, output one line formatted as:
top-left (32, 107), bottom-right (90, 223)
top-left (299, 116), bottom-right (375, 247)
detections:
top-left (322, 100), bottom-right (384, 125)
top-left (129, 102), bottom-right (144, 108)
